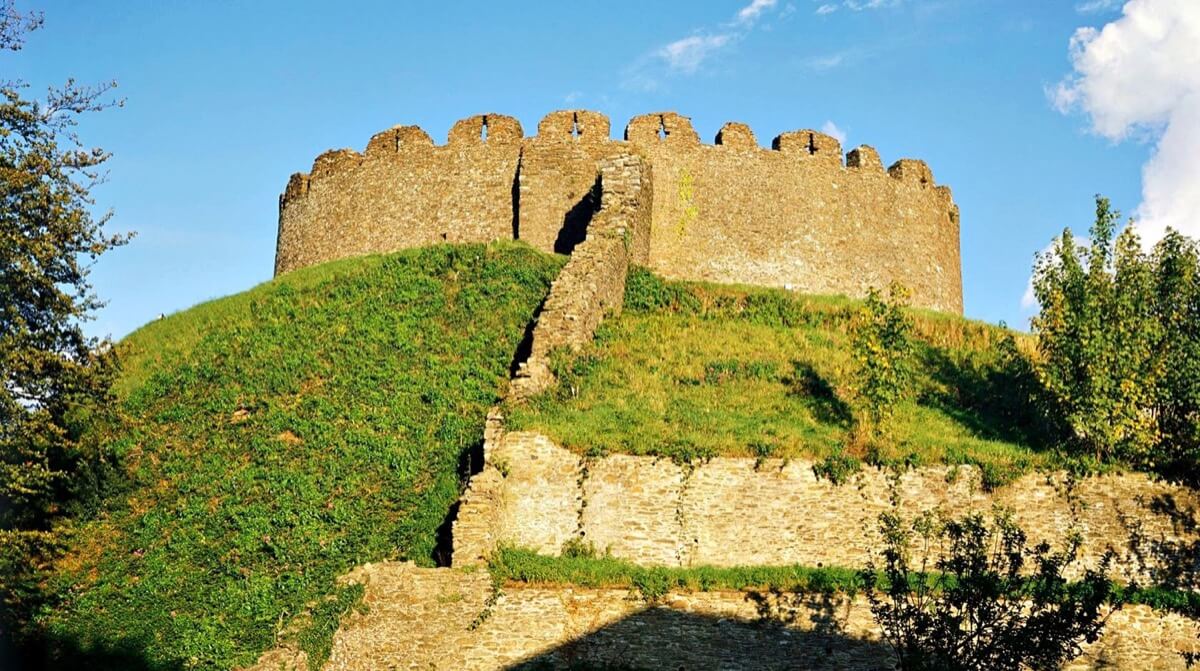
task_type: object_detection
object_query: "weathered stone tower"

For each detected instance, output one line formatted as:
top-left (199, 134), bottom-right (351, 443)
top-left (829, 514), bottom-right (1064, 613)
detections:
top-left (275, 110), bottom-right (963, 313)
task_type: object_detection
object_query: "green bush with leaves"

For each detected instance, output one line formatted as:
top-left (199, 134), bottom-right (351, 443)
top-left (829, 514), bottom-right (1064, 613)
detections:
top-left (850, 282), bottom-right (916, 443)
top-left (864, 507), bottom-right (1118, 671)
top-left (1032, 196), bottom-right (1200, 480)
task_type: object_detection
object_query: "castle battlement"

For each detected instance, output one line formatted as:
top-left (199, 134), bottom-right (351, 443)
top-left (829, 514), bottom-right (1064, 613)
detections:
top-left (275, 110), bottom-right (962, 313)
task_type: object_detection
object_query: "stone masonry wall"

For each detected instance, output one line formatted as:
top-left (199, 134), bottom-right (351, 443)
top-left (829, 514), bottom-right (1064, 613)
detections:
top-left (455, 430), bottom-right (1200, 587)
top-left (275, 110), bottom-right (961, 313)
top-left (274, 114), bottom-right (522, 275)
top-left (452, 154), bottom-right (651, 563)
top-left (509, 153), bottom-right (652, 400)
top-left (290, 562), bottom-right (1199, 671)
top-left (625, 112), bottom-right (962, 313)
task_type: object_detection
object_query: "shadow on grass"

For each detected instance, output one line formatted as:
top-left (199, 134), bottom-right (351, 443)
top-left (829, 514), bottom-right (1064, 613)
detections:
top-left (918, 344), bottom-right (1054, 450)
top-left (1, 631), bottom-right (180, 671)
top-left (785, 361), bottom-right (852, 428)
top-left (506, 592), bottom-right (894, 670)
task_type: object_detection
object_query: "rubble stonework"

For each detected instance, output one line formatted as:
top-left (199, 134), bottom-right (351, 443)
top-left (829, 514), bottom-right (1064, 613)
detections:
top-left (454, 430), bottom-right (1200, 587)
top-left (247, 562), bottom-right (1198, 671)
top-left (509, 153), bottom-right (652, 400)
top-left (276, 110), bottom-right (962, 313)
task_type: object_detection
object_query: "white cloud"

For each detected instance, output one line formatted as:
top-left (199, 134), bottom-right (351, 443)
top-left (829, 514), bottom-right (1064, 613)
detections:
top-left (658, 34), bottom-right (732, 73)
top-left (563, 91), bottom-right (582, 104)
top-left (638, 0), bottom-right (786, 81)
top-left (844, 0), bottom-right (901, 10)
top-left (1052, 0), bottom-right (1200, 244)
top-left (1075, 0), bottom-right (1124, 13)
top-left (1020, 282), bottom-right (1037, 311)
top-left (737, 0), bottom-right (779, 24)
top-left (814, 0), bottom-right (900, 16)
top-left (802, 52), bottom-right (847, 71)
top-left (821, 120), bottom-right (847, 145)
top-left (1020, 243), bottom-right (1053, 311)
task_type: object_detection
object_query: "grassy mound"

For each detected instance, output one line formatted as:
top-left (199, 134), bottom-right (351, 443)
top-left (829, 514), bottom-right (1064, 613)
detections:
top-left (32, 243), bottom-right (563, 670)
top-left (509, 268), bottom-right (1054, 487)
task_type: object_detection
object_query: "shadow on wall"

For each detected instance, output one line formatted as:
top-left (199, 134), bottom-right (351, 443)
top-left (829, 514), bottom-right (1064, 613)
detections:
top-left (431, 437), bottom-right (488, 567)
top-left (505, 594), bottom-right (895, 671)
top-left (1125, 492), bottom-right (1200, 591)
top-left (554, 176), bottom-right (601, 255)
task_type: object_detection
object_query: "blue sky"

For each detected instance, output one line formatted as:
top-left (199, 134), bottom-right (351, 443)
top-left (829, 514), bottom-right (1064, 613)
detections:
top-left (11, 0), bottom-right (1187, 337)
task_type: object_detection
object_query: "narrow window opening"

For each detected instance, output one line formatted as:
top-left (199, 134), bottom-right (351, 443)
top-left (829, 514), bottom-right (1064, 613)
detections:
top-left (571, 112), bottom-right (581, 139)
top-left (657, 116), bottom-right (667, 141)
top-left (481, 116), bottom-right (489, 143)
top-left (807, 132), bottom-right (818, 155)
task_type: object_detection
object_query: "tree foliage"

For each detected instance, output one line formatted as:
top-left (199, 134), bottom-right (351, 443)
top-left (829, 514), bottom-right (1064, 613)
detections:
top-left (849, 282), bottom-right (915, 443)
top-left (1032, 196), bottom-right (1200, 479)
top-left (864, 506), bottom-right (1117, 671)
top-left (0, 1), bottom-right (127, 644)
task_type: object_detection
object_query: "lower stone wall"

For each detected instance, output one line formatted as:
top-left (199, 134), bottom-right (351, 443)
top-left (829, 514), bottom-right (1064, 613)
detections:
top-left (455, 430), bottom-right (1200, 586)
top-left (305, 562), bottom-right (1200, 671)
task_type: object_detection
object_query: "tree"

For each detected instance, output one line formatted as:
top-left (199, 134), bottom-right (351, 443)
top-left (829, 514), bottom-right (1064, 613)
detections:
top-left (1, 1), bottom-right (128, 644)
top-left (1031, 196), bottom-right (1200, 481)
top-left (1031, 197), bottom-right (1160, 463)
top-left (864, 506), bottom-right (1118, 671)
top-left (849, 282), bottom-right (915, 444)
top-left (1150, 230), bottom-right (1200, 477)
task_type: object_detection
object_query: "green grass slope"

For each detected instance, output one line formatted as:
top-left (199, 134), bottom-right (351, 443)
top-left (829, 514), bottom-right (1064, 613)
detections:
top-left (34, 243), bottom-right (563, 670)
top-left (509, 268), bottom-right (1055, 486)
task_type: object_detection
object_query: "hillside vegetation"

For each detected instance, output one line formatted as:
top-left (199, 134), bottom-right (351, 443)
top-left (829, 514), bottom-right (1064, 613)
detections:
top-left (29, 243), bottom-right (562, 670)
top-left (26, 246), bottom-right (1093, 669)
top-left (509, 268), bottom-right (1055, 487)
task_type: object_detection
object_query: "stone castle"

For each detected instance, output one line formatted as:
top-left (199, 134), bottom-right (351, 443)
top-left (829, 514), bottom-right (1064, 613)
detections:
top-left (275, 110), bottom-right (963, 313)
top-left (252, 113), bottom-right (1200, 670)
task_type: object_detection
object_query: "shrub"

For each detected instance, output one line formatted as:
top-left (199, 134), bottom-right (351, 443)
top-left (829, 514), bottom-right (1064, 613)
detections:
top-left (850, 283), bottom-right (915, 443)
top-left (864, 507), bottom-right (1118, 671)
top-left (812, 448), bottom-right (861, 485)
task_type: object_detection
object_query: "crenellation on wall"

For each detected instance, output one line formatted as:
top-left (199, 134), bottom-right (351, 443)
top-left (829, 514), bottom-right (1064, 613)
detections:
top-left (364, 124), bottom-right (433, 155)
top-left (275, 109), bottom-right (963, 312)
top-left (535, 109), bottom-right (611, 143)
top-left (846, 144), bottom-right (883, 170)
top-left (282, 172), bottom-right (308, 203)
top-left (714, 121), bottom-right (758, 148)
top-left (772, 129), bottom-right (844, 163)
top-left (309, 148), bottom-right (363, 181)
top-left (447, 113), bottom-right (524, 146)
top-left (888, 157), bottom-right (935, 185)
top-left (518, 111), bottom-right (623, 253)
top-left (624, 111), bottom-right (701, 146)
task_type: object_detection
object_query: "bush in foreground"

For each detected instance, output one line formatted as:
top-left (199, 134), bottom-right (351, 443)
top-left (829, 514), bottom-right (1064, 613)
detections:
top-left (865, 507), bottom-right (1118, 671)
